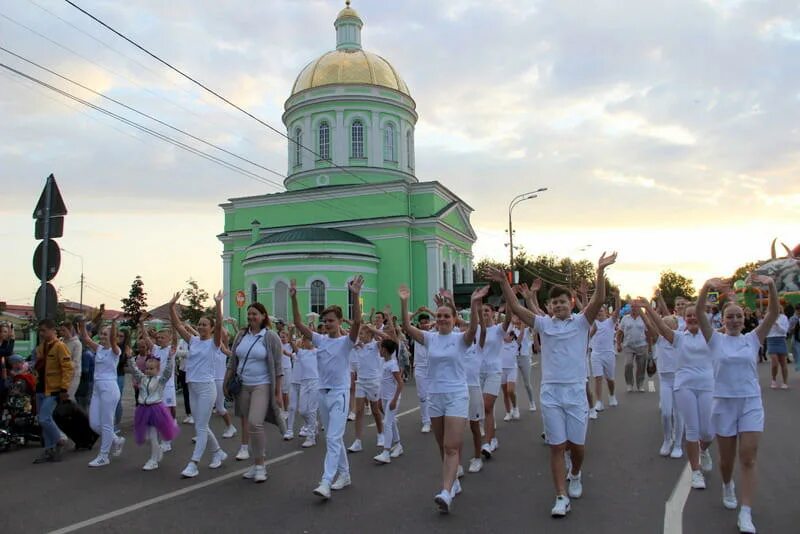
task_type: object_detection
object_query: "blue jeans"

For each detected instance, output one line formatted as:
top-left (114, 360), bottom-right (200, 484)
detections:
top-left (114, 375), bottom-right (125, 430)
top-left (37, 394), bottom-right (61, 449)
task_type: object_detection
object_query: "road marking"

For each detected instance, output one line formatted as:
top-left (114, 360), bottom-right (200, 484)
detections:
top-left (663, 462), bottom-right (692, 534)
top-left (48, 450), bottom-right (303, 534)
top-left (368, 406), bottom-right (420, 427)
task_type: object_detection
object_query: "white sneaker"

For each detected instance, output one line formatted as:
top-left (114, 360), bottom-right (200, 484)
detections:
top-left (468, 457), bottom-right (483, 473)
top-left (637, 385), bottom-right (646, 392)
top-left (737, 508), bottom-right (756, 534)
top-left (529, 402), bottom-right (537, 412)
top-left (722, 481), bottom-right (737, 510)
top-left (594, 401), bottom-right (604, 412)
top-left (298, 428), bottom-right (309, 438)
top-left (691, 470), bottom-right (706, 490)
top-left (161, 441), bottom-right (172, 453)
top-left (209, 449), bottom-right (227, 469)
top-left (626, 385), bottom-right (634, 392)
top-left (313, 480), bottom-right (331, 499)
top-left (236, 445), bottom-right (250, 461)
top-left (608, 395), bottom-right (618, 407)
top-left (659, 439), bottom-right (673, 457)
top-left (567, 471), bottom-right (583, 499)
top-left (302, 437), bottom-right (317, 448)
top-left (222, 425), bottom-right (237, 439)
top-left (490, 437), bottom-right (498, 451)
top-left (88, 455), bottom-right (110, 468)
top-left (347, 411), bottom-right (356, 421)
top-left (670, 446), bottom-right (683, 459)
top-left (183, 415), bottom-right (194, 424)
top-left (512, 406), bottom-right (520, 419)
top-left (331, 472), bottom-right (351, 490)
top-left (451, 479), bottom-right (462, 497)
top-left (421, 423), bottom-right (431, 433)
top-left (242, 465), bottom-right (257, 479)
top-left (142, 459), bottom-right (159, 471)
top-left (434, 490), bottom-right (452, 514)
top-left (373, 450), bottom-right (391, 464)
top-left (347, 439), bottom-right (363, 453)
top-left (700, 449), bottom-right (713, 473)
top-left (253, 465), bottom-right (267, 483)
top-left (181, 462), bottom-right (199, 478)
top-left (457, 464), bottom-right (464, 478)
top-left (376, 434), bottom-right (385, 448)
top-left (503, 412), bottom-right (512, 422)
top-left (481, 443), bottom-right (493, 459)
top-left (589, 408), bottom-right (598, 420)
top-left (390, 443), bottom-right (404, 458)
top-left (283, 431), bottom-right (294, 441)
top-left (551, 495), bottom-right (571, 517)
top-left (111, 436), bottom-right (125, 457)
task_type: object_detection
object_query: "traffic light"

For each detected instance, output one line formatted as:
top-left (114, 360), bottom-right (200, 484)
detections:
top-left (32, 174), bottom-right (67, 320)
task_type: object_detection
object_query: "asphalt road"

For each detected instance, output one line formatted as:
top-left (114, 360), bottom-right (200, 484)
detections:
top-left (1, 360), bottom-right (796, 534)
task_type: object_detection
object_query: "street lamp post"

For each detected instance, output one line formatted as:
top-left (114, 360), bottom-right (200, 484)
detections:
top-left (60, 248), bottom-right (84, 312)
top-left (507, 188), bottom-right (548, 269)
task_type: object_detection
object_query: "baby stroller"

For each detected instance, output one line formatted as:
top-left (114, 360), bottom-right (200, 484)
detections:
top-left (0, 374), bottom-right (41, 451)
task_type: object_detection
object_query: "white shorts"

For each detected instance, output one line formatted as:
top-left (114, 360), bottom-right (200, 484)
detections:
top-left (591, 351), bottom-right (616, 380)
top-left (429, 390), bottom-right (469, 419)
top-left (501, 367), bottom-right (517, 384)
top-left (350, 362), bottom-right (358, 374)
top-left (468, 386), bottom-right (484, 421)
top-left (355, 379), bottom-right (380, 402)
top-left (712, 396), bottom-right (764, 437)
top-left (163, 383), bottom-right (177, 408)
top-left (540, 383), bottom-right (589, 445)
top-left (480, 372), bottom-right (501, 397)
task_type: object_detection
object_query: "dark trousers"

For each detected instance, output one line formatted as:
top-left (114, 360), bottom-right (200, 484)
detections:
top-left (178, 369), bottom-right (191, 415)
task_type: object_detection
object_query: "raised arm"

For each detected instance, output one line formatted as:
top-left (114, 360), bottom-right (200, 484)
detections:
top-left (90, 304), bottom-right (104, 334)
top-left (612, 288), bottom-right (621, 321)
top-left (138, 319), bottom-right (154, 354)
top-left (696, 279), bottom-right (726, 342)
top-left (399, 285), bottom-right (424, 345)
top-left (463, 285), bottom-right (490, 346)
top-left (348, 275), bottom-right (364, 344)
top-left (655, 290), bottom-right (670, 317)
top-left (168, 292), bottom-right (191, 343)
top-left (583, 252), bottom-right (617, 324)
top-left (751, 275), bottom-right (779, 343)
top-left (483, 267), bottom-right (536, 327)
top-left (636, 298), bottom-right (676, 344)
top-left (213, 291), bottom-right (223, 348)
top-left (77, 318), bottom-right (99, 353)
top-left (289, 279), bottom-right (314, 340)
top-left (159, 353), bottom-right (175, 384)
top-left (109, 316), bottom-right (120, 355)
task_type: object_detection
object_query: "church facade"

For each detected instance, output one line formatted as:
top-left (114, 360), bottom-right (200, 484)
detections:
top-left (218, 3), bottom-right (476, 321)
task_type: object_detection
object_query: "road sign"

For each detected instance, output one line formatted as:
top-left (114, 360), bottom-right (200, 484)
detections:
top-left (34, 283), bottom-right (58, 320)
top-left (33, 239), bottom-right (61, 281)
top-left (235, 290), bottom-right (246, 308)
top-left (33, 174), bottom-right (67, 218)
top-left (35, 217), bottom-right (64, 239)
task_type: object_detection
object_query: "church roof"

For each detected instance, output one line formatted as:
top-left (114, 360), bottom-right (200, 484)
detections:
top-left (291, 49), bottom-right (410, 97)
top-left (252, 227), bottom-right (373, 246)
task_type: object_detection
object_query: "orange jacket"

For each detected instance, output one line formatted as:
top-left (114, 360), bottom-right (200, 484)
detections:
top-left (37, 339), bottom-right (74, 395)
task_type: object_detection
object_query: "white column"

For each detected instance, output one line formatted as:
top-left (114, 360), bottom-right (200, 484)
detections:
top-left (467, 255), bottom-right (474, 283)
top-left (335, 110), bottom-right (346, 166)
top-left (222, 252), bottom-right (233, 316)
top-left (456, 254), bottom-right (463, 284)
top-left (425, 241), bottom-right (439, 308)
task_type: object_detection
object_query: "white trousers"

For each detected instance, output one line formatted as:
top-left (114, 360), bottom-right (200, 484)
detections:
top-left (516, 353), bottom-right (535, 406)
top-left (658, 373), bottom-right (684, 445)
top-left (287, 383), bottom-right (301, 433)
top-left (90, 380), bottom-right (121, 456)
top-left (299, 379), bottom-right (319, 434)
top-left (188, 381), bottom-right (220, 462)
top-left (318, 388), bottom-right (350, 484)
top-left (214, 380), bottom-right (228, 415)
top-left (414, 368), bottom-right (430, 425)
top-left (381, 395), bottom-right (401, 448)
top-left (674, 387), bottom-right (713, 443)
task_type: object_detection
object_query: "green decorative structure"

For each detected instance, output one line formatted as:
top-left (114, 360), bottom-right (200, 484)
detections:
top-left (218, 3), bottom-right (476, 322)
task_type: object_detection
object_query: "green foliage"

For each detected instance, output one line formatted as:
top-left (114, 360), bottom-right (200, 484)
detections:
top-left (181, 278), bottom-right (209, 325)
top-left (657, 270), bottom-right (696, 310)
top-left (121, 275), bottom-right (147, 328)
top-left (731, 261), bottom-right (761, 283)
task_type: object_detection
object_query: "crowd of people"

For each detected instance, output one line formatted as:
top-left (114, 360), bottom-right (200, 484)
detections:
top-left (1, 257), bottom-right (799, 533)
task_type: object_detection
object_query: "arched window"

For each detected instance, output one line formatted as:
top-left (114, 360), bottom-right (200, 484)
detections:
top-left (310, 280), bottom-right (326, 315)
top-left (383, 123), bottom-right (395, 161)
top-left (406, 129), bottom-right (414, 169)
top-left (293, 128), bottom-right (303, 167)
top-left (318, 121), bottom-right (330, 160)
top-left (462, 268), bottom-right (466, 283)
top-left (250, 283), bottom-right (258, 304)
top-left (452, 264), bottom-right (457, 288)
top-left (274, 281), bottom-right (288, 321)
top-left (351, 120), bottom-right (364, 159)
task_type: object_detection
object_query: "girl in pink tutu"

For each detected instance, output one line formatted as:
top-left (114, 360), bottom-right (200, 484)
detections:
top-left (128, 352), bottom-right (179, 471)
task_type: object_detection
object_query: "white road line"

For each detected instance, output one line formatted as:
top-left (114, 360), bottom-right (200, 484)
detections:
top-left (48, 450), bottom-right (304, 534)
top-left (663, 463), bottom-right (692, 534)
top-left (368, 406), bottom-right (420, 427)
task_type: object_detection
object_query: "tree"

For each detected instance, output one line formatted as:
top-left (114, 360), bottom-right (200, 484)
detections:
top-left (181, 278), bottom-right (209, 324)
top-left (731, 261), bottom-right (761, 283)
top-left (657, 270), bottom-right (696, 310)
top-left (121, 275), bottom-right (147, 328)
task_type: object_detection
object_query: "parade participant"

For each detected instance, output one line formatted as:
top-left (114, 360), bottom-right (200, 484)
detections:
top-left (113, 328), bottom-right (132, 433)
top-left (78, 317), bottom-right (124, 467)
top-left (295, 337), bottom-right (320, 448)
top-left (399, 283), bottom-right (487, 514)
top-left (500, 326), bottom-right (519, 421)
top-left (176, 335), bottom-right (193, 425)
top-left (485, 252), bottom-right (617, 518)
top-left (412, 309), bottom-right (433, 433)
top-left (128, 351), bottom-right (178, 471)
top-left (169, 291), bottom-right (228, 479)
top-left (280, 331), bottom-right (294, 420)
top-left (215, 329), bottom-right (237, 439)
top-left (291, 275), bottom-right (363, 500)
top-left (152, 327), bottom-right (178, 452)
top-left (464, 331), bottom-right (484, 474)
top-left (589, 291), bottom-right (620, 412)
top-left (59, 319), bottom-right (82, 402)
top-left (697, 276), bottom-right (778, 534)
top-left (225, 302), bottom-right (284, 483)
top-left (479, 305), bottom-right (511, 459)
top-left (617, 302), bottom-right (650, 392)
top-left (766, 307), bottom-right (790, 389)
top-left (32, 319), bottom-right (74, 464)
top-left (285, 334), bottom-right (302, 441)
top-left (347, 325), bottom-right (385, 453)
top-left (374, 338), bottom-right (404, 464)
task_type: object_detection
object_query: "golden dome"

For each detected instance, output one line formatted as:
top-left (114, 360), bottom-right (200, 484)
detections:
top-left (290, 49), bottom-right (411, 97)
top-left (336, 3), bottom-right (360, 21)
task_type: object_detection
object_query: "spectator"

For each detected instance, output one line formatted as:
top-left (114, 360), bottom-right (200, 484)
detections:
top-left (59, 320), bottom-right (82, 401)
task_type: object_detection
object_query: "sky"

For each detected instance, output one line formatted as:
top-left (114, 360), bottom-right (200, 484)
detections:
top-left (1, 0), bottom-right (799, 310)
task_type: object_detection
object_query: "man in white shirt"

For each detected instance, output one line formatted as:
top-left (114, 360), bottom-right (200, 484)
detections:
top-left (617, 304), bottom-right (650, 392)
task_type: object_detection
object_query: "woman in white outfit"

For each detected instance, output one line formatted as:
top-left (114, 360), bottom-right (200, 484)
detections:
top-left (169, 290), bottom-right (228, 479)
top-left (400, 283), bottom-right (487, 514)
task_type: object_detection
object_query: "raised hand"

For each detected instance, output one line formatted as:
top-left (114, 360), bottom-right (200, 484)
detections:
top-left (705, 277), bottom-right (731, 291)
top-left (440, 288), bottom-right (453, 301)
top-left (213, 290), bottom-right (223, 304)
top-left (598, 251), bottom-right (618, 271)
top-left (747, 274), bottom-right (774, 286)
top-left (433, 294), bottom-right (444, 307)
top-left (169, 291), bottom-right (182, 306)
top-left (348, 274), bottom-right (364, 294)
top-left (531, 278), bottom-right (542, 292)
top-left (398, 285), bottom-right (411, 301)
top-left (471, 285), bottom-right (490, 301)
top-left (483, 266), bottom-right (507, 283)
top-left (289, 279), bottom-right (297, 297)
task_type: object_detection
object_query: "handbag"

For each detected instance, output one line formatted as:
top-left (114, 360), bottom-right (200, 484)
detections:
top-left (226, 334), bottom-right (262, 397)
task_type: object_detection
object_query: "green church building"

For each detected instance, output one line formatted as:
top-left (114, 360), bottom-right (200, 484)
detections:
top-left (218, 2), bottom-right (476, 321)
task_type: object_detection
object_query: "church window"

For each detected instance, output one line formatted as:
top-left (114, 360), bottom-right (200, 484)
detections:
top-left (250, 283), bottom-right (258, 304)
top-left (351, 120), bottom-right (365, 159)
top-left (310, 280), bottom-right (326, 315)
top-left (293, 128), bottom-right (303, 168)
top-left (406, 129), bottom-right (414, 169)
top-left (383, 123), bottom-right (396, 162)
top-left (274, 281), bottom-right (288, 321)
top-left (319, 121), bottom-right (330, 160)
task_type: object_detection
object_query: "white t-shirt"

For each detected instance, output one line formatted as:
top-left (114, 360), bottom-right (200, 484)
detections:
top-left (619, 314), bottom-right (648, 348)
top-left (282, 354), bottom-right (292, 384)
top-left (213, 348), bottom-right (227, 381)
top-left (423, 330), bottom-right (468, 394)
top-left (464, 342), bottom-right (481, 387)
top-left (500, 338), bottom-right (518, 369)
top-left (312, 332), bottom-right (354, 390)
top-left (297, 348), bottom-right (319, 381)
top-left (94, 345), bottom-right (120, 382)
top-left (380, 358), bottom-right (401, 400)
top-left (414, 340), bottom-right (429, 370)
top-left (534, 313), bottom-right (591, 385)
top-left (767, 314), bottom-right (789, 338)
top-left (677, 316), bottom-right (687, 332)
top-left (479, 324), bottom-right (505, 374)
top-left (520, 327), bottom-right (534, 357)
top-left (152, 345), bottom-right (176, 390)
top-left (672, 330), bottom-right (713, 391)
top-left (590, 318), bottom-right (616, 354)
top-left (186, 336), bottom-right (218, 383)
top-left (354, 341), bottom-right (382, 382)
top-left (234, 329), bottom-right (270, 386)
top-left (710, 331), bottom-right (761, 398)
top-left (654, 336), bottom-right (679, 374)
